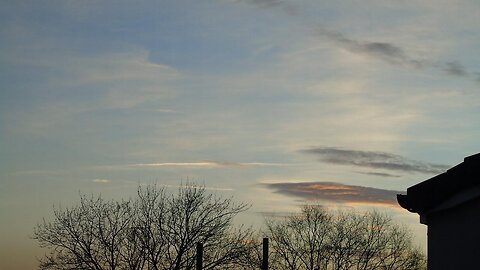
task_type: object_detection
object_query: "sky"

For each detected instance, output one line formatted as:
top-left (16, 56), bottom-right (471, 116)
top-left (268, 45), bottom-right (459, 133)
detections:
top-left (1, 0), bottom-right (480, 268)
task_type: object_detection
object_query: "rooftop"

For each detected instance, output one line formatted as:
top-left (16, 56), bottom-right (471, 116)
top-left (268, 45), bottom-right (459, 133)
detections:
top-left (397, 153), bottom-right (480, 215)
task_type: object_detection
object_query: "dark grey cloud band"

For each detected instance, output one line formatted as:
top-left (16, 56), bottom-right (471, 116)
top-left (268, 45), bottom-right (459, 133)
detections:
top-left (301, 147), bottom-right (450, 174)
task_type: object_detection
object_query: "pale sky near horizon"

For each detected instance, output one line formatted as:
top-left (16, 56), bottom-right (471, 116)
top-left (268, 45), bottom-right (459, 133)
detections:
top-left (1, 0), bottom-right (480, 269)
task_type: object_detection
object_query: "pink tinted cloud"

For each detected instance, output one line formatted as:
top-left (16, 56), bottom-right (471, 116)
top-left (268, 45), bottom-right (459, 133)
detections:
top-left (265, 181), bottom-right (403, 207)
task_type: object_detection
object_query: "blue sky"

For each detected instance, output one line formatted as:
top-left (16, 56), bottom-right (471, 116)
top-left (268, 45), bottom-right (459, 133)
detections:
top-left (1, 0), bottom-right (480, 268)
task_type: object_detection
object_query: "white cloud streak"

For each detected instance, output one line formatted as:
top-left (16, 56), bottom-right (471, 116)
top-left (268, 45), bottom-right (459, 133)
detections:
top-left (128, 160), bottom-right (289, 168)
top-left (92, 179), bottom-right (111, 183)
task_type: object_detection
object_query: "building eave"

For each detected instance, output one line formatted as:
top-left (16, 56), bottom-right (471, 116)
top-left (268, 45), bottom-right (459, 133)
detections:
top-left (397, 153), bottom-right (480, 216)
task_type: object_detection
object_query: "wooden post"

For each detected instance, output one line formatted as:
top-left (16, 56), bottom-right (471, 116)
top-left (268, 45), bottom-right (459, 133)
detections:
top-left (196, 242), bottom-right (203, 270)
top-left (262, 237), bottom-right (269, 270)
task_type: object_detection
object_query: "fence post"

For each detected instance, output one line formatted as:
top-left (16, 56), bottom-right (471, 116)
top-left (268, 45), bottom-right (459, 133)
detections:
top-left (196, 242), bottom-right (203, 270)
top-left (262, 238), bottom-right (269, 270)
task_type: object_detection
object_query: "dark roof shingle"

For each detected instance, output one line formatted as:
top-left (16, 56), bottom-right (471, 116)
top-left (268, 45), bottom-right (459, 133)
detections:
top-left (397, 153), bottom-right (480, 214)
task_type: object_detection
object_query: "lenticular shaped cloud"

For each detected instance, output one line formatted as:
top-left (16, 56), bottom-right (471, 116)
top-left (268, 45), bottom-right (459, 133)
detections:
top-left (302, 147), bottom-right (450, 174)
top-left (265, 181), bottom-right (401, 206)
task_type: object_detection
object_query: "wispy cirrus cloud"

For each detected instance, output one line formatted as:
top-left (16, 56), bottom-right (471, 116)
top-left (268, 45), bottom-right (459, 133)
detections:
top-left (318, 30), bottom-right (480, 83)
top-left (265, 181), bottom-right (402, 206)
top-left (301, 147), bottom-right (450, 174)
top-left (232, 0), bottom-right (480, 83)
top-left (355, 171), bottom-right (401, 178)
top-left (92, 178), bottom-right (111, 184)
top-left (318, 29), bottom-right (425, 68)
top-left (130, 160), bottom-right (287, 168)
top-left (232, 0), bottom-right (425, 69)
top-left (96, 160), bottom-right (289, 170)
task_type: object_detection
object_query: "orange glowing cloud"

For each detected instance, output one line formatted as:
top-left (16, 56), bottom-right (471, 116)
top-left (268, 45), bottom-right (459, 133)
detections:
top-left (265, 181), bottom-right (403, 207)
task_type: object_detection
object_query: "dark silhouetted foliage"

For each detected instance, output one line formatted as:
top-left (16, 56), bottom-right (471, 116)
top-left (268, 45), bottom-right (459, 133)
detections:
top-left (264, 205), bottom-right (426, 270)
top-left (34, 186), bottom-right (426, 270)
top-left (33, 184), bottom-right (254, 270)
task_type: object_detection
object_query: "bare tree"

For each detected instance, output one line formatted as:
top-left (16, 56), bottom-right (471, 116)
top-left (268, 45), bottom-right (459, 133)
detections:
top-left (34, 195), bottom-right (139, 270)
top-left (265, 205), bottom-right (426, 270)
top-left (265, 205), bottom-right (332, 270)
top-left (33, 184), bottom-right (253, 270)
top-left (153, 184), bottom-right (252, 270)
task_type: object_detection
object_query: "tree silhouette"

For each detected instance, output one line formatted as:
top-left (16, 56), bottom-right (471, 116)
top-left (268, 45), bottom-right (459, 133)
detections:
top-left (265, 205), bottom-right (426, 270)
top-left (33, 184), bottom-right (254, 270)
top-left (34, 186), bottom-right (426, 270)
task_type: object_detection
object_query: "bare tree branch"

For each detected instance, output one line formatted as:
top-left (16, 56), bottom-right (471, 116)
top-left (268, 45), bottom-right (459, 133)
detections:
top-left (265, 205), bottom-right (426, 270)
top-left (34, 184), bottom-right (253, 270)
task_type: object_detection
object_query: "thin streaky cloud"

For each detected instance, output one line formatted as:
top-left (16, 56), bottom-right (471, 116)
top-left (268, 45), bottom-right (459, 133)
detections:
top-left (355, 171), bottom-right (401, 178)
top-left (131, 162), bottom-right (223, 167)
top-left (232, 0), bottom-right (425, 69)
top-left (444, 61), bottom-right (469, 77)
top-left (301, 147), bottom-right (450, 174)
top-left (234, 0), bottom-right (479, 83)
top-left (265, 181), bottom-right (402, 206)
top-left (120, 160), bottom-right (290, 169)
top-left (319, 29), bottom-right (479, 82)
top-left (317, 28), bottom-right (425, 68)
top-left (92, 179), bottom-right (111, 184)
top-left (153, 109), bottom-right (182, 114)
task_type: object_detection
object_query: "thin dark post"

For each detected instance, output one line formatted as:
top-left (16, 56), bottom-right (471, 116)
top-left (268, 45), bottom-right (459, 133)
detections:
top-left (196, 242), bottom-right (203, 270)
top-left (262, 237), bottom-right (269, 270)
